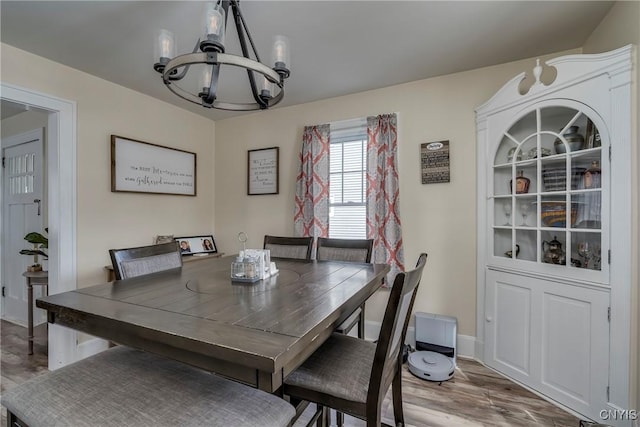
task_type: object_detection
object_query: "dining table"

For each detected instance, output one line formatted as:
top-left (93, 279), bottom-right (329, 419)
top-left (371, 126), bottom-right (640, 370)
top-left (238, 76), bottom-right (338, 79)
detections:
top-left (36, 255), bottom-right (389, 393)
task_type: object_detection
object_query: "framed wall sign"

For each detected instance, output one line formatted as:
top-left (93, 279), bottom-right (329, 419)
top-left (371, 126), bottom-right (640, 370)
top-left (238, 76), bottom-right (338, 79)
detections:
top-left (421, 140), bottom-right (450, 184)
top-left (111, 135), bottom-right (196, 196)
top-left (174, 235), bottom-right (217, 256)
top-left (248, 147), bottom-right (279, 195)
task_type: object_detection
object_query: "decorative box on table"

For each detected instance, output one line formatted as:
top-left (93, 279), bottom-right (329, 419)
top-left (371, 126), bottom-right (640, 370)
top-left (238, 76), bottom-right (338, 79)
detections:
top-left (231, 249), bottom-right (272, 282)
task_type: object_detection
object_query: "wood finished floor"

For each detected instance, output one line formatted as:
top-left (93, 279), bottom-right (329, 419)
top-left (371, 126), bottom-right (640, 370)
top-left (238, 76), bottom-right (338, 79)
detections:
top-left (1, 320), bottom-right (581, 426)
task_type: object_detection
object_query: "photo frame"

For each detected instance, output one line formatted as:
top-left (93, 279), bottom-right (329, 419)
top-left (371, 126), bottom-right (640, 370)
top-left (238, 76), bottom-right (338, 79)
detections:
top-left (584, 119), bottom-right (601, 149)
top-left (584, 119), bottom-right (594, 149)
top-left (111, 135), bottom-right (196, 196)
top-left (248, 147), bottom-right (279, 195)
top-left (174, 235), bottom-right (218, 256)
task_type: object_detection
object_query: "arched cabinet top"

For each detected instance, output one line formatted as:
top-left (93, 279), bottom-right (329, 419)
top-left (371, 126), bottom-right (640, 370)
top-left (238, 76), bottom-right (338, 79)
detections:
top-left (476, 44), bottom-right (634, 120)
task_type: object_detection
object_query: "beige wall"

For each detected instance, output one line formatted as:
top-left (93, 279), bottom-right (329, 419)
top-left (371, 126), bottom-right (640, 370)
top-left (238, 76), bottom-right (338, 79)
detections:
top-left (1, 43), bottom-right (216, 288)
top-left (214, 49), bottom-right (579, 337)
top-left (583, 0), bottom-right (640, 412)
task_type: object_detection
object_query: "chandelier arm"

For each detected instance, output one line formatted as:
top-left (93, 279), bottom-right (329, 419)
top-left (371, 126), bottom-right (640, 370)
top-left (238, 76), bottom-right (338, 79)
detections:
top-left (232, 0), bottom-right (261, 63)
top-left (229, 1), bottom-right (266, 108)
top-left (203, 63), bottom-right (221, 107)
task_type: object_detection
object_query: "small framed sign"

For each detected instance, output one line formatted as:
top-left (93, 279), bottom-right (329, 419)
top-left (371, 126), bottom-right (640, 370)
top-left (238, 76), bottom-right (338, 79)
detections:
top-left (421, 140), bottom-right (450, 184)
top-left (174, 235), bottom-right (217, 256)
top-left (248, 147), bottom-right (279, 195)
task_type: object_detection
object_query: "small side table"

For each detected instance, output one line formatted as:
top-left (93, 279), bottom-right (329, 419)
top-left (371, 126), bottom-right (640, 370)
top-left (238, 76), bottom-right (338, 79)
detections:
top-left (22, 270), bottom-right (48, 355)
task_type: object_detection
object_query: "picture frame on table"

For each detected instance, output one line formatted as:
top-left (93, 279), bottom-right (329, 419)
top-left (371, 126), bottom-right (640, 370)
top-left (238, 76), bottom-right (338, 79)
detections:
top-left (174, 235), bottom-right (218, 256)
top-left (247, 147), bottom-right (279, 195)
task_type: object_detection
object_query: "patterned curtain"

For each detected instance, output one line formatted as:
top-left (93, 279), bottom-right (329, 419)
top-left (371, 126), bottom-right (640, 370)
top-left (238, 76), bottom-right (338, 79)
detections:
top-left (366, 114), bottom-right (405, 282)
top-left (294, 124), bottom-right (330, 240)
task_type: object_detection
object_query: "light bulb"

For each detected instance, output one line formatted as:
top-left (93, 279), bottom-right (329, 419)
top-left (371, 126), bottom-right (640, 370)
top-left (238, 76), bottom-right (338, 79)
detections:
top-left (201, 65), bottom-right (213, 90)
top-left (154, 29), bottom-right (175, 61)
top-left (271, 35), bottom-right (290, 69)
top-left (205, 3), bottom-right (225, 39)
top-left (260, 76), bottom-right (273, 99)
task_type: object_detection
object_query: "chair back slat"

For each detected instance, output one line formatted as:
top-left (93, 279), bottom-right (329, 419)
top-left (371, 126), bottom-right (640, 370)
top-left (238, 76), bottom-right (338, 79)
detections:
top-left (109, 242), bottom-right (182, 280)
top-left (367, 253), bottom-right (427, 407)
top-left (263, 235), bottom-right (313, 260)
top-left (316, 238), bottom-right (373, 263)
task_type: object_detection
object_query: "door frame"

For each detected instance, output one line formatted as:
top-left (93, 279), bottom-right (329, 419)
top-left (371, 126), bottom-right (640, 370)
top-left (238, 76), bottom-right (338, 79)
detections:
top-left (1, 82), bottom-right (78, 369)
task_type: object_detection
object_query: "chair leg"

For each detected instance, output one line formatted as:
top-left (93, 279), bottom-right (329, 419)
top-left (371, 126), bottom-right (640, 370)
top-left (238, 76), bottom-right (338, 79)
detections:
top-left (358, 303), bottom-right (365, 339)
top-left (392, 368), bottom-right (405, 427)
top-left (304, 404), bottom-right (324, 427)
top-left (313, 404), bottom-right (327, 427)
top-left (322, 406), bottom-right (330, 427)
top-left (337, 409), bottom-right (344, 427)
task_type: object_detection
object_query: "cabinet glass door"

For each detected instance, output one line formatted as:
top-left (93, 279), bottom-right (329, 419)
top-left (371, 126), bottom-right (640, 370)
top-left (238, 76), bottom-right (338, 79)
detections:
top-left (492, 106), bottom-right (603, 273)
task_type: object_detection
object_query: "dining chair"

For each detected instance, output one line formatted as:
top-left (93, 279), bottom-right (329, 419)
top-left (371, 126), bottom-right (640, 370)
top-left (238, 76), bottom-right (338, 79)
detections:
top-left (2, 345), bottom-right (295, 427)
top-left (109, 241), bottom-right (182, 280)
top-left (284, 253), bottom-right (428, 427)
top-left (317, 237), bottom-right (374, 339)
top-left (263, 235), bottom-right (313, 260)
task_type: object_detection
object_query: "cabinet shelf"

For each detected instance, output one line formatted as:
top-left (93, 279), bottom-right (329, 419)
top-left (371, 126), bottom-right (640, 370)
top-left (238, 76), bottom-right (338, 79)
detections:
top-left (568, 228), bottom-right (601, 233)
top-left (490, 105), bottom-right (604, 276)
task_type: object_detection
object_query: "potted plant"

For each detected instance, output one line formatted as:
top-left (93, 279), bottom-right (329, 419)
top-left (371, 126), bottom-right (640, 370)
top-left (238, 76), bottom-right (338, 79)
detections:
top-left (20, 228), bottom-right (48, 272)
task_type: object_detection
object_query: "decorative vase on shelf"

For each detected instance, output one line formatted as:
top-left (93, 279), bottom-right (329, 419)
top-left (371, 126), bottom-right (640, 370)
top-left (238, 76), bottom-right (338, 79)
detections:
top-left (507, 147), bottom-right (521, 163)
top-left (510, 170), bottom-right (530, 194)
top-left (554, 126), bottom-right (584, 154)
top-left (583, 161), bottom-right (601, 189)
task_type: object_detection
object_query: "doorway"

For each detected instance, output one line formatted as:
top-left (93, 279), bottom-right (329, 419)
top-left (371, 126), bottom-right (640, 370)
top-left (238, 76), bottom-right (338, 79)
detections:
top-left (1, 82), bottom-right (77, 370)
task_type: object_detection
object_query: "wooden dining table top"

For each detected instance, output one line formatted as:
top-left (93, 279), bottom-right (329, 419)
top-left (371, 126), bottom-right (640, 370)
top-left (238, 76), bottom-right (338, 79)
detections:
top-left (37, 255), bottom-right (389, 392)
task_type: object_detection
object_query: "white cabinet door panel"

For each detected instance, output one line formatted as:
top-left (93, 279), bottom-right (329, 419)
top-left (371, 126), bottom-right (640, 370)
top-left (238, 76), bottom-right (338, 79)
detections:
top-left (485, 269), bottom-right (609, 422)
top-left (539, 285), bottom-right (609, 420)
top-left (494, 279), bottom-right (531, 376)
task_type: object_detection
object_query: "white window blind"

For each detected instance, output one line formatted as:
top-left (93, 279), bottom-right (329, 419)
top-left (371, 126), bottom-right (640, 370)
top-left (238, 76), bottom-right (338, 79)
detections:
top-left (329, 120), bottom-right (367, 239)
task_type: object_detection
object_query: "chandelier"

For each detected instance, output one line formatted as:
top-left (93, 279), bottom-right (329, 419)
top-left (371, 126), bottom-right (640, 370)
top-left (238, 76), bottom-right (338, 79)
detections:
top-left (153, 0), bottom-right (290, 111)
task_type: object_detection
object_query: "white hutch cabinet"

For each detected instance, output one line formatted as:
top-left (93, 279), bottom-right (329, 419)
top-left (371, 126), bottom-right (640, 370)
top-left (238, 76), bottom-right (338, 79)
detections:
top-left (476, 46), bottom-right (634, 424)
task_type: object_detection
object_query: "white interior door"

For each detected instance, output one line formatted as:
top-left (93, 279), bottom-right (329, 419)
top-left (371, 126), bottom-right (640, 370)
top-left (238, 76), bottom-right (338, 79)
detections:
top-left (2, 129), bottom-right (44, 326)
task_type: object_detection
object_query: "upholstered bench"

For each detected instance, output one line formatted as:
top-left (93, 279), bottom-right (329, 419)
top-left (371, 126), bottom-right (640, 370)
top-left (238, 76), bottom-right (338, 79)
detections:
top-left (2, 346), bottom-right (295, 427)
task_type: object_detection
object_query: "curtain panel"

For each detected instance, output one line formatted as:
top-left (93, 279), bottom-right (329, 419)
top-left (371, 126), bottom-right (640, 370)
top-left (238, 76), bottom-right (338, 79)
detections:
top-left (366, 114), bottom-right (405, 282)
top-left (294, 124), bottom-right (330, 239)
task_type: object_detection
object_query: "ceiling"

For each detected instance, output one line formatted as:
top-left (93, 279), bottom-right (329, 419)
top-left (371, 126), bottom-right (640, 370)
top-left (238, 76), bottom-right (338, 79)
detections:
top-left (1, 1), bottom-right (614, 122)
top-left (1, 100), bottom-right (29, 120)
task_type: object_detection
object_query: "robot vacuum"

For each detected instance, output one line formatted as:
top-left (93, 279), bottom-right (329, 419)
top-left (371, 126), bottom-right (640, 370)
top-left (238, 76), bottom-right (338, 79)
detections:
top-left (408, 350), bottom-right (456, 382)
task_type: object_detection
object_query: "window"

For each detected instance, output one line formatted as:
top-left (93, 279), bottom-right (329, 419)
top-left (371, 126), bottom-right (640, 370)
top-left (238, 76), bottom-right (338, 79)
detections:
top-left (329, 120), bottom-right (367, 239)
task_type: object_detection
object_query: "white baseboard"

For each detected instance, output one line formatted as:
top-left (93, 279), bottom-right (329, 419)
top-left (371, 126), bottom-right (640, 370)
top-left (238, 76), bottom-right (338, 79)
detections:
top-left (76, 337), bottom-right (109, 360)
top-left (364, 320), bottom-right (476, 359)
